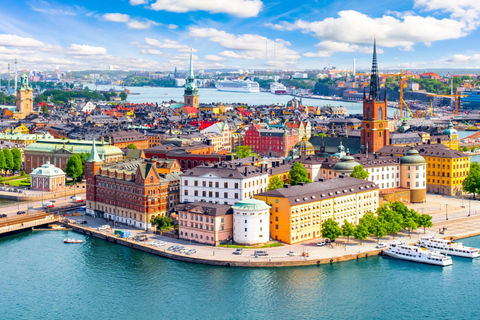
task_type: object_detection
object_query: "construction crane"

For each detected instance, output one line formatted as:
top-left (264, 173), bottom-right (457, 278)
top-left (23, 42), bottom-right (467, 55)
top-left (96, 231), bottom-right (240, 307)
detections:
top-left (355, 69), bottom-right (415, 119)
top-left (426, 90), bottom-right (467, 116)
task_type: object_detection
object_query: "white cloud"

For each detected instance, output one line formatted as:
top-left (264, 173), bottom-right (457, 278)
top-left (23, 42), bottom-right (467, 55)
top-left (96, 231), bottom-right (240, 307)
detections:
top-left (141, 49), bottom-right (163, 55)
top-left (414, 0), bottom-right (480, 30)
top-left (144, 38), bottom-right (192, 52)
top-left (266, 10), bottom-right (468, 51)
top-left (304, 41), bottom-right (383, 57)
top-left (127, 19), bottom-right (159, 29)
top-left (149, 0), bottom-right (263, 18)
top-left (103, 13), bottom-right (130, 23)
top-left (130, 0), bottom-right (149, 5)
top-left (0, 34), bottom-right (45, 47)
top-left (167, 24), bottom-right (178, 29)
top-left (189, 27), bottom-right (299, 67)
top-left (66, 44), bottom-right (108, 56)
top-left (204, 54), bottom-right (227, 61)
top-left (446, 54), bottom-right (480, 64)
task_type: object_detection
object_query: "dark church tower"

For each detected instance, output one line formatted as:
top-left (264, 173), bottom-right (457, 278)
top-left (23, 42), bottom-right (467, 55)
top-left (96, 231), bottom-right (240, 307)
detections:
top-left (360, 39), bottom-right (389, 153)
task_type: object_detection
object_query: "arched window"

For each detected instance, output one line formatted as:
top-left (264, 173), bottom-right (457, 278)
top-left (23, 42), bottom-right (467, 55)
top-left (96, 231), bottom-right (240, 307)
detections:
top-left (378, 106), bottom-right (383, 120)
top-left (366, 107), bottom-right (371, 119)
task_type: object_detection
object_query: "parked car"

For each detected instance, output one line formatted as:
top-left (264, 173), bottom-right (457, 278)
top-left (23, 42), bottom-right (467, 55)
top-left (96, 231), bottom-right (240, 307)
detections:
top-left (16, 211), bottom-right (26, 215)
top-left (168, 245), bottom-right (179, 251)
top-left (254, 250), bottom-right (268, 256)
top-left (287, 250), bottom-right (295, 256)
top-left (187, 249), bottom-right (196, 255)
top-left (376, 243), bottom-right (387, 249)
top-left (43, 202), bottom-right (54, 209)
top-left (76, 220), bottom-right (87, 225)
top-left (317, 241), bottom-right (327, 247)
top-left (151, 241), bottom-right (166, 247)
top-left (133, 235), bottom-right (148, 242)
top-left (97, 225), bottom-right (110, 231)
top-left (325, 239), bottom-right (335, 243)
top-left (233, 248), bottom-right (243, 255)
top-left (180, 247), bottom-right (190, 253)
top-left (0, 214), bottom-right (7, 218)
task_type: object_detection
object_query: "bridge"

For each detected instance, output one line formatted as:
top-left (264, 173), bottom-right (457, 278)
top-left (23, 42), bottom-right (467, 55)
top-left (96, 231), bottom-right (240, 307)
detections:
top-left (0, 213), bottom-right (62, 237)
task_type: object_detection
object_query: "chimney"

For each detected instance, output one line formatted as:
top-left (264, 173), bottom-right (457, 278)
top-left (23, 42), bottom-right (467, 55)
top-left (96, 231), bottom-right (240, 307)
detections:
top-left (283, 184), bottom-right (291, 188)
top-left (297, 182), bottom-right (305, 186)
top-left (318, 178), bottom-right (324, 182)
top-left (245, 167), bottom-right (248, 175)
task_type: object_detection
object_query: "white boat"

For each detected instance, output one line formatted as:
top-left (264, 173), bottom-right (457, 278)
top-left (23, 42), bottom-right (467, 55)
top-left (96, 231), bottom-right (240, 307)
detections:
top-left (383, 242), bottom-right (453, 266)
top-left (215, 79), bottom-right (260, 92)
top-left (64, 239), bottom-right (83, 244)
top-left (417, 235), bottom-right (480, 258)
top-left (270, 82), bottom-right (287, 94)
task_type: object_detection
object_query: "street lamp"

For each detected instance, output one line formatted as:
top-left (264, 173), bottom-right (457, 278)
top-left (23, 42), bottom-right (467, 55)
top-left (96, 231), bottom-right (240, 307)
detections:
top-left (446, 204), bottom-right (449, 220)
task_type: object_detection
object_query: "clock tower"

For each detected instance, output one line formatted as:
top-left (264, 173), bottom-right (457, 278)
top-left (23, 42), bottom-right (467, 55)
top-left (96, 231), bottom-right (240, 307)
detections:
top-left (85, 138), bottom-right (104, 216)
top-left (361, 39), bottom-right (389, 153)
top-left (15, 73), bottom-right (33, 119)
top-left (184, 49), bottom-right (199, 107)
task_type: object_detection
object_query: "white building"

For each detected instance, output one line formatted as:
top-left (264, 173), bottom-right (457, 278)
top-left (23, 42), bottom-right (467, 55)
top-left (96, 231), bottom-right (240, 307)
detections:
top-left (293, 72), bottom-right (308, 79)
top-left (201, 121), bottom-right (232, 152)
top-left (81, 101), bottom-right (96, 114)
top-left (180, 162), bottom-right (269, 205)
top-left (232, 199), bottom-right (270, 245)
top-left (400, 146), bottom-right (427, 202)
top-left (30, 161), bottom-right (66, 192)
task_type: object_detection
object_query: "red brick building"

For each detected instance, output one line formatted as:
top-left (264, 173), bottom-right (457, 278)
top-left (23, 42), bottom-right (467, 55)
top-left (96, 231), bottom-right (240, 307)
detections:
top-left (144, 146), bottom-right (227, 171)
top-left (244, 123), bottom-right (299, 157)
top-left (85, 141), bottom-right (169, 230)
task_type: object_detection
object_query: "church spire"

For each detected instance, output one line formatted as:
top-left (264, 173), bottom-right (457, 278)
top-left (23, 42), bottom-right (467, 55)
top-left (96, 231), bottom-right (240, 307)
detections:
top-left (368, 37), bottom-right (380, 101)
top-left (188, 48), bottom-right (194, 79)
top-left (87, 138), bottom-right (102, 162)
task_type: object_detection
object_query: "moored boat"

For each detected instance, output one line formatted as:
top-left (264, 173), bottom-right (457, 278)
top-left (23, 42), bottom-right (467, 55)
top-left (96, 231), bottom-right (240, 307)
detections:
top-left (64, 239), bottom-right (83, 244)
top-left (416, 235), bottom-right (480, 258)
top-left (383, 242), bottom-right (452, 266)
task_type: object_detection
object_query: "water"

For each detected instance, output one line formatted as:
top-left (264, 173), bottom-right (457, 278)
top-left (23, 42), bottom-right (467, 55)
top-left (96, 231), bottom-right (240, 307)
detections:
top-left (2, 231), bottom-right (480, 320)
top-left (118, 86), bottom-right (366, 115)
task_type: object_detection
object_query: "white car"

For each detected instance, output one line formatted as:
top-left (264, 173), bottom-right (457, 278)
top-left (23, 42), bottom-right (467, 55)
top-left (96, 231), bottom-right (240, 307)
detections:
top-left (376, 243), bottom-right (387, 249)
top-left (97, 225), bottom-right (111, 231)
top-left (151, 241), bottom-right (166, 247)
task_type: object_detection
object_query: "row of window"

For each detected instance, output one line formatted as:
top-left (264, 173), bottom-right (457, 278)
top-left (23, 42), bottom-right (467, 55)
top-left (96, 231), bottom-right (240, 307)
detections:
top-left (184, 179), bottom-right (267, 188)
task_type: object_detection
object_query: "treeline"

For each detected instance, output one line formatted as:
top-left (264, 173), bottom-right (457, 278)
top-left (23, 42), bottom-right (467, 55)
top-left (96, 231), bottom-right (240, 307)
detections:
top-left (0, 148), bottom-right (22, 175)
top-left (123, 76), bottom-right (176, 87)
top-left (34, 89), bottom-right (124, 104)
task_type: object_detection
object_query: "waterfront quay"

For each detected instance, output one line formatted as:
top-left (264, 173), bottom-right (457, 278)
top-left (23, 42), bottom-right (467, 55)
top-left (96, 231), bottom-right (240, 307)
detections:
top-left (64, 194), bottom-right (480, 267)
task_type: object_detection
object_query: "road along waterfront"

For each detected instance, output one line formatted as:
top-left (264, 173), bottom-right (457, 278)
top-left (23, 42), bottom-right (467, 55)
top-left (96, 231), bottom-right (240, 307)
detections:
top-left (2, 226), bottom-right (480, 319)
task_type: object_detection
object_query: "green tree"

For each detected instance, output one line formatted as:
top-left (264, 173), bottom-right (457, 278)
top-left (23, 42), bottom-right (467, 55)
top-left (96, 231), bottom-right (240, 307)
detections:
top-left (41, 104), bottom-right (49, 114)
top-left (150, 216), bottom-right (173, 231)
top-left (341, 220), bottom-right (355, 242)
top-left (402, 217), bottom-right (418, 237)
top-left (354, 223), bottom-right (370, 245)
top-left (462, 146), bottom-right (469, 152)
top-left (350, 165), bottom-right (370, 180)
top-left (65, 154), bottom-right (83, 185)
top-left (321, 218), bottom-right (342, 242)
top-left (389, 201), bottom-right (410, 219)
top-left (267, 176), bottom-right (284, 191)
top-left (127, 143), bottom-right (137, 149)
top-left (463, 161), bottom-right (480, 199)
top-left (3, 149), bottom-right (14, 173)
top-left (0, 151), bottom-right (5, 172)
top-left (120, 92), bottom-right (127, 100)
top-left (378, 206), bottom-right (403, 238)
top-left (359, 212), bottom-right (377, 234)
top-left (315, 133), bottom-right (326, 137)
top-left (234, 145), bottom-right (255, 158)
top-left (288, 162), bottom-right (311, 185)
top-left (371, 218), bottom-right (387, 243)
top-left (417, 214), bottom-right (433, 233)
top-left (11, 148), bottom-right (22, 172)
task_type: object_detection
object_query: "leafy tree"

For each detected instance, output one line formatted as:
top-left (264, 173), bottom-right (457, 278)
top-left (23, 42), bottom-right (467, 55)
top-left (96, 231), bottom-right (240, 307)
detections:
top-left (417, 214), bottom-right (433, 233)
top-left (78, 152), bottom-right (91, 177)
top-left (41, 104), bottom-right (49, 114)
top-left (359, 212), bottom-right (377, 234)
top-left (3, 149), bottom-right (14, 173)
top-left (11, 148), bottom-right (22, 171)
top-left (234, 145), bottom-right (255, 159)
top-left (321, 218), bottom-right (342, 242)
top-left (463, 162), bottom-right (480, 199)
top-left (371, 218), bottom-right (388, 243)
top-left (65, 154), bottom-right (83, 185)
top-left (350, 165), bottom-right (370, 180)
top-left (150, 216), bottom-right (173, 231)
top-left (341, 220), bottom-right (355, 242)
top-left (267, 176), bottom-right (284, 191)
top-left (120, 92), bottom-right (127, 100)
top-left (389, 201), bottom-right (410, 219)
top-left (462, 146), bottom-right (469, 152)
top-left (70, 83), bottom-right (74, 89)
top-left (402, 217), bottom-right (418, 237)
top-left (288, 162), bottom-right (311, 185)
top-left (0, 151), bottom-right (5, 171)
top-left (127, 143), bottom-right (137, 149)
top-left (315, 133), bottom-right (326, 137)
top-left (20, 170), bottom-right (26, 177)
top-left (378, 206), bottom-right (403, 238)
top-left (354, 223), bottom-right (369, 245)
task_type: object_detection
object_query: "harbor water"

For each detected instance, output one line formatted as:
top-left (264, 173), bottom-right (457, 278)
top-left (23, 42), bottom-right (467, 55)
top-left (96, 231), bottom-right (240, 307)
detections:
top-left (1, 230), bottom-right (480, 319)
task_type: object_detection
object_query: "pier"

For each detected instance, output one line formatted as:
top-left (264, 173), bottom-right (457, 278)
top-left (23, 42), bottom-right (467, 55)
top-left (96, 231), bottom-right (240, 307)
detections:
top-left (0, 213), bottom-right (61, 237)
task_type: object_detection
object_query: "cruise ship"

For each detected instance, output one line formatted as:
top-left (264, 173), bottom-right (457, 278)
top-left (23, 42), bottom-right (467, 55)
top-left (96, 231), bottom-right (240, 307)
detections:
top-left (383, 242), bottom-right (453, 266)
top-left (417, 235), bottom-right (480, 258)
top-left (215, 79), bottom-right (260, 93)
top-left (270, 82), bottom-right (287, 95)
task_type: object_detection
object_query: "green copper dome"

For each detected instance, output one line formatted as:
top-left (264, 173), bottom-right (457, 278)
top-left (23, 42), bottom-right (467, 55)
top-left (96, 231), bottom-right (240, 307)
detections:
top-left (232, 199), bottom-right (271, 211)
top-left (400, 145), bottom-right (426, 165)
top-left (333, 151), bottom-right (360, 173)
top-left (443, 120), bottom-right (458, 136)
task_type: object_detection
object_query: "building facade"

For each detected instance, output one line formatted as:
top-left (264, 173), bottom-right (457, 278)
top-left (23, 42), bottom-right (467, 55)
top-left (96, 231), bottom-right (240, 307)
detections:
top-left (232, 199), bottom-right (270, 245)
top-left (244, 124), bottom-right (299, 157)
top-left (14, 74), bottom-right (33, 120)
top-left (30, 161), bottom-right (66, 192)
top-left (103, 130), bottom-right (149, 149)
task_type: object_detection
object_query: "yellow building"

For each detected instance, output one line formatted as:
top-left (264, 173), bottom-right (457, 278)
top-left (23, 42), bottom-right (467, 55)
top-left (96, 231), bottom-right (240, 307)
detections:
top-left (254, 177), bottom-right (379, 244)
top-left (4, 124), bottom-right (30, 134)
top-left (13, 74), bottom-right (33, 120)
top-left (0, 132), bottom-right (54, 146)
top-left (199, 105), bottom-right (224, 115)
top-left (440, 120), bottom-right (459, 151)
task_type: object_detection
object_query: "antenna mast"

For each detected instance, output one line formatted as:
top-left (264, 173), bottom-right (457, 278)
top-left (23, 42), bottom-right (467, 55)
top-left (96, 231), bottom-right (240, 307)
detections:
top-left (14, 56), bottom-right (17, 93)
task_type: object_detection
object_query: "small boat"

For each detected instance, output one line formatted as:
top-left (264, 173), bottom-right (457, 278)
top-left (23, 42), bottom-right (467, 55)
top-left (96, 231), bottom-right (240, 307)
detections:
top-left (64, 239), bottom-right (83, 244)
top-left (416, 235), bottom-right (480, 258)
top-left (383, 242), bottom-right (452, 266)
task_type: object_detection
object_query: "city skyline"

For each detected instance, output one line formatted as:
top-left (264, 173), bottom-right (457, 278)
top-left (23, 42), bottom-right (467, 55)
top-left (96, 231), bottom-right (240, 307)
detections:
top-left (1, 0), bottom-right (480, 71)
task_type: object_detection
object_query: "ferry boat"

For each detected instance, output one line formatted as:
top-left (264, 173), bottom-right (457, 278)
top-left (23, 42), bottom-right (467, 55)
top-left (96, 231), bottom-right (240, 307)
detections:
top-left (215, 79), bottom-right (260, 93)
top-left (383, 242), bottom-right (453, 266)
top-left (417, 235), bottom-right (480, 258)
top-left (64, 239), bottom-right (83, 244)
top-left (270, 82), bottom-right (287, 94)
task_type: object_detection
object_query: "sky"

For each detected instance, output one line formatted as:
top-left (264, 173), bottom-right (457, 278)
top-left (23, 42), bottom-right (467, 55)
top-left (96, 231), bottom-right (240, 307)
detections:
top-left (1, 0), bottom-right (480, 72)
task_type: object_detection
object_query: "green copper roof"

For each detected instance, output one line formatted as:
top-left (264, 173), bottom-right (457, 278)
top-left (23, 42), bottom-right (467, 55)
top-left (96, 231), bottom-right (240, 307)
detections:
top-left (401, 145), bottom-right (427, 165)
top-left (25, 138), bottom-right (123, 157)
top-left (88, 138), bottom-right (102, 162)
top-left (232, 199), bottom-right (271, 211)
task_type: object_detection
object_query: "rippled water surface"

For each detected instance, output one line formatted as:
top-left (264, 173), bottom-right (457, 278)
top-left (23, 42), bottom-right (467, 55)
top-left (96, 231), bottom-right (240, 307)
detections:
top-left (1, 231), bottom-right (480, 320)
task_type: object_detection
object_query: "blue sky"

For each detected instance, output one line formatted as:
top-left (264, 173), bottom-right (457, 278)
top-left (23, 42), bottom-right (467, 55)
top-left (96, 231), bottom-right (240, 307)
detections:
top-left (1, 0), bottom-right (480, 71)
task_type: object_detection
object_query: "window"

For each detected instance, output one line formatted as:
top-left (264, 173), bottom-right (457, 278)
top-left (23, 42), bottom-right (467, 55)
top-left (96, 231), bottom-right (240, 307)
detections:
top-left (224, 182), bottom-right (228, 188)
top-left (184, 180), bottom-right (188, 186)
top-left (184, 190), bottom-right (188, 195)
top-left (209, 181), bottom-right (212, 187)
top-left (275, 224), bottom-right (279, 230)
top-left (194, 181), bottom-right (198, 186)
top-left (275, 216), bottom-right (279, 221)
top-left (215, 182), bottom-right (219, 188)
top-left (221, 218), bottom-right (224, 223)
top-left (235, 183), bottom-right (238, 188)
top-left (235, 193), bottom-right (239, 199)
